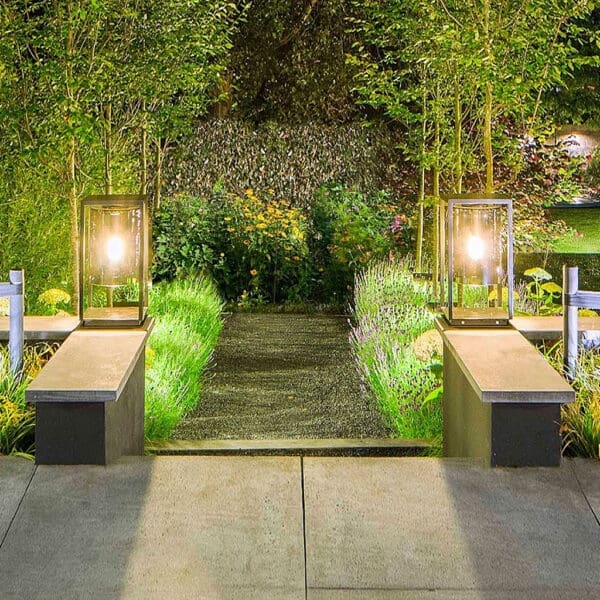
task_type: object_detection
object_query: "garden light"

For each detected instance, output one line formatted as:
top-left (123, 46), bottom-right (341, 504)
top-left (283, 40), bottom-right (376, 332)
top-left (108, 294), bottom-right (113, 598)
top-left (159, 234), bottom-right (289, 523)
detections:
top-left (466, 235), bottom-right (485, 261)
top-left (106, 235), bottom-right (125, 263)
top-left (80, 195), bottom-right (149, 327)
top-left (440, 196), bottom-right (514, 327)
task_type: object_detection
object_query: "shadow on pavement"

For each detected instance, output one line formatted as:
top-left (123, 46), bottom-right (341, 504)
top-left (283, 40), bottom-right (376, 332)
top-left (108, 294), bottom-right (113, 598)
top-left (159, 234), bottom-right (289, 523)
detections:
top-left (0, 455), bottom-right (305, 600)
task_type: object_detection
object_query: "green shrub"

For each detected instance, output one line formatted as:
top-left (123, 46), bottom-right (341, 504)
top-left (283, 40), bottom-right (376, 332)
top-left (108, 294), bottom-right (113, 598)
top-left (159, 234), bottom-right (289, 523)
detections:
top-left (0, 193), bottom-right (71, 314)
top-left (212, 188), bottom-right (311, 303)
top-left (152, 194), bottom-right (216, 282)
top-left (153, 188), bottom-right (312, 303)
top-left (311, 183), bottom-right (413, 302)
top-left (585, 148), bottom-right (600, 188)
top-left (163, 120), bottom-right (408, 206)
top-left (0, 344), bottom-right (56, 457)
top-left (145, 276), bottom-right (224, 439)
top-left (350, 258), bottom-right (442, 442)
top-left (152, 183), bottom-right (414, 305)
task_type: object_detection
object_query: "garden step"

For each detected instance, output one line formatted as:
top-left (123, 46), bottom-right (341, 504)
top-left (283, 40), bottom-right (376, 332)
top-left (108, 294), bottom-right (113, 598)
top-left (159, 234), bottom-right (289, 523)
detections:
top-left (146, 437), bottom-right (431, 456)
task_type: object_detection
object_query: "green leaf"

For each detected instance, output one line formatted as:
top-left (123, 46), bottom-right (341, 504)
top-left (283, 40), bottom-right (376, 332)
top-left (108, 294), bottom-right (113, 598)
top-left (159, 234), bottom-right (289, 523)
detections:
top-left (524, 267), bottom-right (553, 281)
top-left (541, 282), bottom-right (562, 294)
top-left (422, 385), bottom-right (443, 407)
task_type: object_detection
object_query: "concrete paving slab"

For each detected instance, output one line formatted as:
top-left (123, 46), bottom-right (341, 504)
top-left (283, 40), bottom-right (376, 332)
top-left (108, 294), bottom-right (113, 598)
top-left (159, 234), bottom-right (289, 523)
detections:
top-left (571, 458), bottom-right (600, 522)
top-left (0, 457), bottom-right (35, 541)
top-left (512, 316), bottom-right (600, 342)
top-left (0, 456), bottom-right (304, 600)
top-left (439, 327), bottom-right (574, 403)
top-left (26, 328), bottom-right (148, 403)
top-left (303, 457), bottom-right (600, 596)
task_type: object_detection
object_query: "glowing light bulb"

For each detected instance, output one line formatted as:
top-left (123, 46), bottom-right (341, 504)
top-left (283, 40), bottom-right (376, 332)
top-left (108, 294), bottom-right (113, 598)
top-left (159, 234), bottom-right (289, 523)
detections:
top-left (106, 235), bottom-right (125, 263)
top-left (467, 235), bottom-right (485, 261)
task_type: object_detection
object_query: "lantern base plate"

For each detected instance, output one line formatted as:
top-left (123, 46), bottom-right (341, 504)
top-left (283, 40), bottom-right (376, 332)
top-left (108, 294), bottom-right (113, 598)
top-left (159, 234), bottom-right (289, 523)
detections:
top-left (443, 306), bottom-right (511, 327)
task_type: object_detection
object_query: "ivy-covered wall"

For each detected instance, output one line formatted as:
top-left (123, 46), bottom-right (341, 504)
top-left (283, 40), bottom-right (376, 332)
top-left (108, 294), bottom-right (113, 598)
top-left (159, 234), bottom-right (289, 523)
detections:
top-left (163, 119), bottom-right (413, 205)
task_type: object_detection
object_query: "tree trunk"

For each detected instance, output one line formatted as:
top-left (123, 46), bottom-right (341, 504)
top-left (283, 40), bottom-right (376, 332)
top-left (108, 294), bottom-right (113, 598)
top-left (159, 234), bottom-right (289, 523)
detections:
top-left (154, 141), bottom-right (162, 213)
top-left (415, 91), bottom-right (427, 273)
top-left (65, 12), bottom-right (79, 312)
top-left (212, 71), bottom-right (233, 118)
top-left (483, 0), bottom-right (494, 194)
top-left (454, 77), bottom-right (463, 194)
top-left (432, 88), bottom-right (441, 300)
top-left (484, 82), bottom-right (494, 194)
top-left (68, 136), bottom-right (79, 313)
top-left (140, 101), bottom-right (148, 195)
top-left (104, 102), bottom-right (112, 195)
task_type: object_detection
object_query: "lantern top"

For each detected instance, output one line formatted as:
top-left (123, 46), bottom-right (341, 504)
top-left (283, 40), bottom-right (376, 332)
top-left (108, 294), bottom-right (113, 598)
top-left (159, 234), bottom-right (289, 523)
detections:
top-left (442, 194), bottom-right (513, 205)
top-left (81, 194), bottom-right (146, 207)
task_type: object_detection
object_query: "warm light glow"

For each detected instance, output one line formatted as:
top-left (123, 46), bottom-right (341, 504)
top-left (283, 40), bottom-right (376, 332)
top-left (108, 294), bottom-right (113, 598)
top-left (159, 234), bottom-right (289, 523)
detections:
top-left (467, 235), bottom-right (485, 261)
top-left (106, 235), bottom-right (125, 263)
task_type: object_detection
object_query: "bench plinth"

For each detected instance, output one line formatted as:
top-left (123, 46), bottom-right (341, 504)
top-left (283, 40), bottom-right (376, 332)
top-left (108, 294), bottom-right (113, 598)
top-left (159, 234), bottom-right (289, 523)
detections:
top-left (436, 320), bottom-right (574, 467)
top-left (26, 326), bottom-right (150, 465)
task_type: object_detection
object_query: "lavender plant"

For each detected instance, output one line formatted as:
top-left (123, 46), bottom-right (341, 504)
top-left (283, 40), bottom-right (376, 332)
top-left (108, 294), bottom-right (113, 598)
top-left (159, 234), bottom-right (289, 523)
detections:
top-left (350, 259), bottom-right (442, 443)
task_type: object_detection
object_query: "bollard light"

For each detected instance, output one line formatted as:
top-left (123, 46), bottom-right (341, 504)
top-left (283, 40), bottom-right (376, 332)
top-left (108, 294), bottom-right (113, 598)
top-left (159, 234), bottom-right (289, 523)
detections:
top-left (441, 195), bottom-right (513, 326)
top-left (80, 195), bottom-right (149, 327)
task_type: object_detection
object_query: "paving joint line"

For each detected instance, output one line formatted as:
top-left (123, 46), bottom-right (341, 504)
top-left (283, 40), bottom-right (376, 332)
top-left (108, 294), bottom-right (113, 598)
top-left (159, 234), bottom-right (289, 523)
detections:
top-left (568, 459), bottom-right (600, 528)
top-left (0, 464), bottom-right (37, 551)
top-left (301, 456), bottom-right (308, 600)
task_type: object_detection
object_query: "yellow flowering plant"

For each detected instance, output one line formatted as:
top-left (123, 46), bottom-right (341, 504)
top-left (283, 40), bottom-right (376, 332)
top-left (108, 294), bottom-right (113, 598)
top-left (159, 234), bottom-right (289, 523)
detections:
top-left (216, 188), bottom-right (311, 302)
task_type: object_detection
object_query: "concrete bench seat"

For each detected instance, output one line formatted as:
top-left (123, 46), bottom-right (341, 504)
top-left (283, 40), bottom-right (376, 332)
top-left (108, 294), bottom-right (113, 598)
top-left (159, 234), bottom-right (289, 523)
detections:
top-left (26, 325), bottom-right (151, 465)
top-left (0, 315), bottom-right (80, 342)
top-left (511, 315), bottom-right (600, 342)
top-left (436, 320), bottom-right (575, 467)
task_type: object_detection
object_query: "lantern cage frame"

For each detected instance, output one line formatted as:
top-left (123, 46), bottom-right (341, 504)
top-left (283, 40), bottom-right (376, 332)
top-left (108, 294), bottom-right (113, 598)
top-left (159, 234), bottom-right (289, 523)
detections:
top-left (440, 195), bottom-right (514, 327)
top-left (79, 194), bottom-right (149, 328)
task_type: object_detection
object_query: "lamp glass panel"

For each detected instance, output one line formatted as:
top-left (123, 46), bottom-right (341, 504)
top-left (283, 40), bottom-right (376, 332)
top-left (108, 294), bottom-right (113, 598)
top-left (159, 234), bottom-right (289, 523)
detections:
top-left (446, 201), bottom-right (512, 325)
top-left (82, 202), bottom-right (144, 324)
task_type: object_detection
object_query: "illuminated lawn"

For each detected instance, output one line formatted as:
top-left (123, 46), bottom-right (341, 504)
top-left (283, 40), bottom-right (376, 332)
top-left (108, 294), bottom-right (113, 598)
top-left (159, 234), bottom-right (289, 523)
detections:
top-left (551, 207), bottom-right (600, 253)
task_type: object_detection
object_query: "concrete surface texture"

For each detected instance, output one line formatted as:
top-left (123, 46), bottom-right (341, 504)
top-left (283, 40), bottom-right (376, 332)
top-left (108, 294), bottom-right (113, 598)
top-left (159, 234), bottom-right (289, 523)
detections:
top-left (0, 315), bottom-right (79, 341)
top-left (511, 315), bottom-right (600, 342)
top-left (440, 327), bottom-right (574, 403)
top-left (26, 329), bottom-right (148, 403)
top-left (172, 313), bottom-right (389, 439)
top-left (1, 455), bottom-right (599, 599)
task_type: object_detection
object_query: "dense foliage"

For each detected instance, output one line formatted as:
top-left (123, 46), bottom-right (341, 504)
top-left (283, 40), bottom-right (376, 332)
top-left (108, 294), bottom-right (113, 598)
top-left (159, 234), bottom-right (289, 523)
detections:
top-left (0, 344), bottom-right (57, 457)
top-left (2, 1), bottom-right (598, 307)
top-left (0, 1), bottom-right (244, 307)
top-left (153, 184), bottom-right (412, 304)
top-left (545, 342), bottom-right (600, 459)
top-left (163, 119), bottom-right (409, 204)
top-left (220, 0), bottom-right (365, 123)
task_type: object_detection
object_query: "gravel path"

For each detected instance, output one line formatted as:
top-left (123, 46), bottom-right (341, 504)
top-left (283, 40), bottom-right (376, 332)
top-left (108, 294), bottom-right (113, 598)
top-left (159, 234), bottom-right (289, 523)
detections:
top-left (172, 313), bottom-right (390, 440)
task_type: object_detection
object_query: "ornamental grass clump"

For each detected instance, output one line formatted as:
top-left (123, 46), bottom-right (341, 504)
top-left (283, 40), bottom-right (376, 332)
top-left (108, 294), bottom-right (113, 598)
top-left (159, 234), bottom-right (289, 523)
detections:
top-left (0, 343), bottom-right (56, 457)
top-left (350, 259), bottom-right (441, 441)
top-left (546, 342), bottom-right (600, 459)
top-left (145, 276), bottom-right (224, 439)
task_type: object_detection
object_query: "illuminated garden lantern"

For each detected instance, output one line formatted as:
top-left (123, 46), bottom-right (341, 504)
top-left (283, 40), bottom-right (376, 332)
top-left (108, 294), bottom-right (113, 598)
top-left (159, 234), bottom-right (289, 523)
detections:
top-left (80, 195), bottom-right (149, 327)
top-left (441, 196), bottom-right (514, 326)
